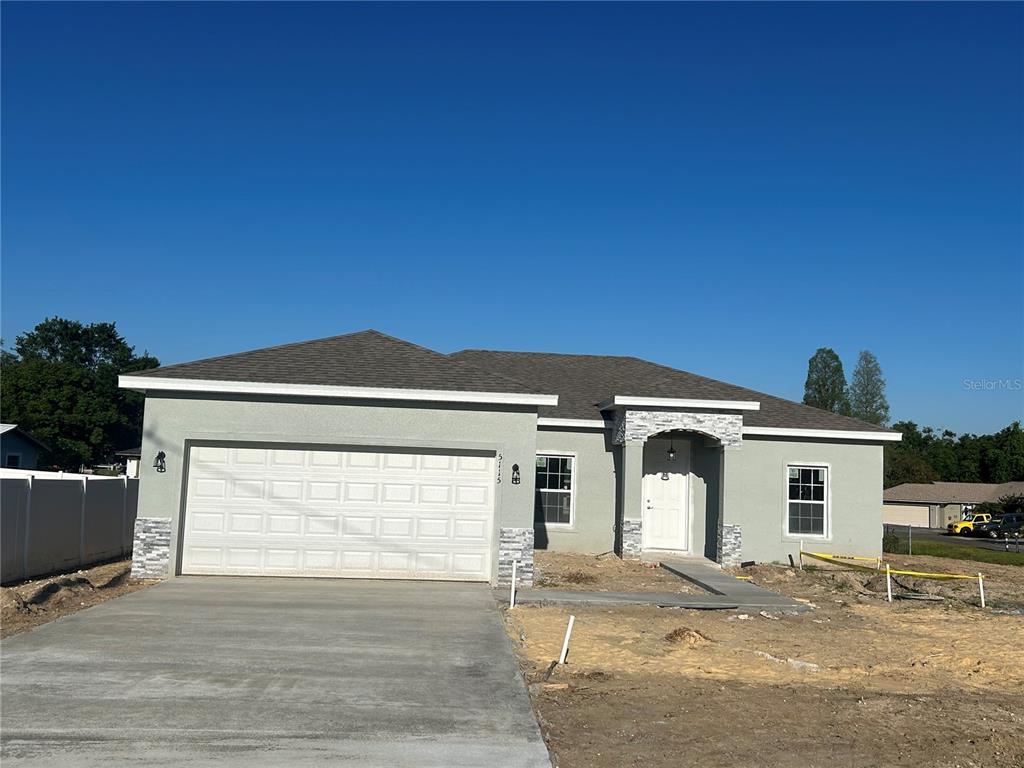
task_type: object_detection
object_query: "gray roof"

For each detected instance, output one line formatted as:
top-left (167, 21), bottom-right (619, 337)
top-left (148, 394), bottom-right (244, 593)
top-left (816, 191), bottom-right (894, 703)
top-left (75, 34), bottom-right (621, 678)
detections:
top-left (131, 330), bottom-right (540, 394)
top-left (449, 349), bottom-right (895, 433)
top-left (884, 481), bottom-right (1024, 505)
top-left (132, 331), bottom-right (896, 435)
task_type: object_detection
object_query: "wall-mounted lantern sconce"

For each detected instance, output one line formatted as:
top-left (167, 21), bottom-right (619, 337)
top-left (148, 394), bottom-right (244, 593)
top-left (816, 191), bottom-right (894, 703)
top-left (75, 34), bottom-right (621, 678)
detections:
top-left (667, 437), bottom-right (677, 462)
top-left (153, 451), bottom-right (167, 473)
top-left (511, 463), bottom-right (521, 485)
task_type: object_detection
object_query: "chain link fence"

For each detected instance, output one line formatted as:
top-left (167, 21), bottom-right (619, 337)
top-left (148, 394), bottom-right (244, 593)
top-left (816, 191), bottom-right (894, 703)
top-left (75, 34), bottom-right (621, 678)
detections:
top-left (882, 524), bottom-right (916, 555)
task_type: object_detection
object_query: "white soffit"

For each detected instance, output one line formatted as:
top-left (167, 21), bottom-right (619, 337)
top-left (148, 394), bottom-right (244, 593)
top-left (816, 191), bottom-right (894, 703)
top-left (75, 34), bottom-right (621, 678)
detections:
top-left (536, 418), bottom-right (902, 442)
top-left (119, 375), bottom-right (559, 407)
top-left (599, 395), bottom-right (761, 411)
top-left (537, 417), bottom-right (608, 429)
top-left (742, 426), bottom-right (902, 442)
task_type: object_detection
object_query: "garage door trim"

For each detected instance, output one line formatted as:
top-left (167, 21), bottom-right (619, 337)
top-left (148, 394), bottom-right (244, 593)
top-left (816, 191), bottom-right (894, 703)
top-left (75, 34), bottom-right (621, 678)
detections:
top-left (175, 439), bottom-right (502, 582)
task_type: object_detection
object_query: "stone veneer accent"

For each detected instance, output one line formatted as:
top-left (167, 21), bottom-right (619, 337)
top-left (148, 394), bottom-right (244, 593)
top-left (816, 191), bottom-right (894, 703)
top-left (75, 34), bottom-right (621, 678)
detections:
top-left (131, 517), bottom-right (172, 579)
top-left (612, 410), bottom-right (743, 448)
top-left (497, 527), bottom-right (534, 587)
top-left (717, 523), bottom-right (743, 567)
top-left (621, 519), bottom-right (643, 559)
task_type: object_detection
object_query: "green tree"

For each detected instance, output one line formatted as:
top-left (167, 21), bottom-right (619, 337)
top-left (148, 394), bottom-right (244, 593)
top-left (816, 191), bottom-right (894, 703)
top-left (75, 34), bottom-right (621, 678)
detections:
top-left (883, 448), bottom-right (938, 487)
top-left (981, 422), bottom-right (1024, 483)
top-left (1, 318), bottom-right (159, 469)
top-left (847, 350), bottom-right (889, 426)
top-left (802, 347), bottom-right (850, 415)
top-left (883, 420), bottom-right (1024, 486)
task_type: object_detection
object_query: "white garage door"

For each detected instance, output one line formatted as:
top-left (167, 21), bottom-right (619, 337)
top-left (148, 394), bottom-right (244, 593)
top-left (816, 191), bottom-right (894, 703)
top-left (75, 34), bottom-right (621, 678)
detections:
top-left (181, 445), bottom-right (495, 581)
top-left (882, 504), bottom-right (931, 528)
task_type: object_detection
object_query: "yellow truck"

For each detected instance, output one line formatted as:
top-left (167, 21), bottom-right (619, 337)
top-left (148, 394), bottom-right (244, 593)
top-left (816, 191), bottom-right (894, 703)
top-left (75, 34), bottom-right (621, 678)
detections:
top-left (947, 512), bottom-right (992, 536)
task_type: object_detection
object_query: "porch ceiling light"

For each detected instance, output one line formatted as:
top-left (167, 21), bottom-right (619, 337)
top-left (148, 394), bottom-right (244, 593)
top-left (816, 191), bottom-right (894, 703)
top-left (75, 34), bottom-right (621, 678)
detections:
top-left (667, 438), bottom-right (677, 462)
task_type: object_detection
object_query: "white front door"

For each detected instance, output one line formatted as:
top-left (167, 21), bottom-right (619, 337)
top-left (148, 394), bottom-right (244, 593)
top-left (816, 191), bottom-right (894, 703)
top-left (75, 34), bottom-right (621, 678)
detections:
top-left (641, 441), bottom-right (689, 552)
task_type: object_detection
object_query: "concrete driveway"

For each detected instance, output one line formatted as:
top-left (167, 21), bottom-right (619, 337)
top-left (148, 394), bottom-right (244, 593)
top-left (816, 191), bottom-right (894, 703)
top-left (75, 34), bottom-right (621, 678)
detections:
top-left (1, 578), bottom-right (550, 767)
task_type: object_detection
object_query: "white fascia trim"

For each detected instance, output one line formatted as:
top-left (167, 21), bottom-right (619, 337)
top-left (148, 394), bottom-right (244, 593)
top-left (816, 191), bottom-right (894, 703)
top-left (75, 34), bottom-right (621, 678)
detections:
top-left (537, 417), bottom-right (609, 429)
top-left (742, 426), bottom-right (903, 442)
top-left (599, 395), bottom-right (761, 411)
top-left (119, 375), bottom-right (560, 407)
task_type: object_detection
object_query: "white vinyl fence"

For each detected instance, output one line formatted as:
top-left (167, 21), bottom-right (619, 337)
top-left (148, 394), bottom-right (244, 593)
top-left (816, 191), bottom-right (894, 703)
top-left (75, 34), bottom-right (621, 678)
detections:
top-left (1, 472), bottom-right (139, 584)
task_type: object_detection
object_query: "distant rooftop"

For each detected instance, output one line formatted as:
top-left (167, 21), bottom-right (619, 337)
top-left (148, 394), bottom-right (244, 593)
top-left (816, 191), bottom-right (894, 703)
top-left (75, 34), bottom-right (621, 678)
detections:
top-left (884, 481), bottom-right (1024, 505)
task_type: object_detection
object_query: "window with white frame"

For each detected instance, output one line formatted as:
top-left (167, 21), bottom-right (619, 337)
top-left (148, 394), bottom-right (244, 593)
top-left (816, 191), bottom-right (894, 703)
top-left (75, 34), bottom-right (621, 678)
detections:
top-left (787, 465), bottom-right (828, 536)
top-left (535, 454), bottom-right (574, 525)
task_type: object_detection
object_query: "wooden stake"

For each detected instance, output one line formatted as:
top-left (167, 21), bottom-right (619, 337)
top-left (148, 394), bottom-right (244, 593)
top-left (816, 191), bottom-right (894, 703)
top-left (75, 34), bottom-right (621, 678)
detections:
top-left (558, 615), bottom-right (576, 665)
top-left (885, 564), bottom-right (893, 603)
top-left (978, 573), bottom-right (986, 609)
top-left (509, 560), bottom-right (518, 609)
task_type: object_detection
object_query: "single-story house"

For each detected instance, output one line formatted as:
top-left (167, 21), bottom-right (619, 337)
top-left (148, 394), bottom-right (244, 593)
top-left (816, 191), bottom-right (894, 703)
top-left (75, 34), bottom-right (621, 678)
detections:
top-left (883, 481), bottom-right (1024, 528)
top-left (0, 423), bottom-right (48, 470)
top-left (120, 330), bottom-right (901, 584)
top-left (116, 446), bottom-right (143, 479)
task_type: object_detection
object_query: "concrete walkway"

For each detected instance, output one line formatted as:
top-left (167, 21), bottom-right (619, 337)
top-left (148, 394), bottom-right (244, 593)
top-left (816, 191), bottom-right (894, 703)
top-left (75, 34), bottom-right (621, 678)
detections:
top-left (509, 558), bottom-right (806, 612)
top-left (659, 557), bottom-right (804, 608)
top-left (1, 578), bottom-right (551, 768)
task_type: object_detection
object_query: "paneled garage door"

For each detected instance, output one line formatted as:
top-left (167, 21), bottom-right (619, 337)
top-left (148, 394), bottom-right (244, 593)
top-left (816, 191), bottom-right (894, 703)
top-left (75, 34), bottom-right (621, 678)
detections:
top-left (882, 503), bottom-right (931, 528)
top-left (181, 445), bottom-right (495, 581)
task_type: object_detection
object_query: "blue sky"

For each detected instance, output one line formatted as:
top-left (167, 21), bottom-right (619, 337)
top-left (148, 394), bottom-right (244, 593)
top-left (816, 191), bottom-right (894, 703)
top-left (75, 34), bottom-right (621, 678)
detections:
top-left (2, 2), bottom-right (1021, 434)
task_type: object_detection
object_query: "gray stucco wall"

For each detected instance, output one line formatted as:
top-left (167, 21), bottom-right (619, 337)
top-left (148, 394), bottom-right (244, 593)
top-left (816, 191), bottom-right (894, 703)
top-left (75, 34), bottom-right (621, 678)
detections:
top-left (535, 427), bottom-right (617, 553)
top-left (690, 440), bottom-right (722, 561)
top-left (136, 393), bottom-right (538, 583)
top-left (723, 436), bottom-right (884, 564)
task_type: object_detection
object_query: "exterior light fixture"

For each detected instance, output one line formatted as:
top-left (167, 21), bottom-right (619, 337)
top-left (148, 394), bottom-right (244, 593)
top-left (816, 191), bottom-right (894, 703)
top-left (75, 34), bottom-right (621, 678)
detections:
top-left (667, 438), bottom-right (677, 462)
top-left (153, 451), bottom-right (167, 473)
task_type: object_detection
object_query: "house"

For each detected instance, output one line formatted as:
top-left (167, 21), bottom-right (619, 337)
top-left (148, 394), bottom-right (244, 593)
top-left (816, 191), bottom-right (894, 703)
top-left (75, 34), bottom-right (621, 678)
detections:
top-left (0, 423), bottom-right (48, 470)
top-left (116, 446), bottom-right (143, 478)
top-left (883, 481), bottom-right (1024, 528)
top-left (119, 330), bottom-right (901, 584)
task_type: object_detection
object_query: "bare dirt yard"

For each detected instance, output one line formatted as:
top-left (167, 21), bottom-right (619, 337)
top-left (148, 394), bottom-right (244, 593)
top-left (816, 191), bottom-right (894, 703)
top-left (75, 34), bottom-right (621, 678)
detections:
top-left (508, 555), bottom-right (1024, 768)
top-left (534, 551), bottom-right (701, 593)
top-left (1, 560), bottom-right (155, 638)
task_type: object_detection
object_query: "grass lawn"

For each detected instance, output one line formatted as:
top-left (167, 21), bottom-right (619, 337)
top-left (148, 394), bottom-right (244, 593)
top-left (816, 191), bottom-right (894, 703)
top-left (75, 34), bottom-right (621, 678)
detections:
top-left (884, 535), bottom-right (1024, 566)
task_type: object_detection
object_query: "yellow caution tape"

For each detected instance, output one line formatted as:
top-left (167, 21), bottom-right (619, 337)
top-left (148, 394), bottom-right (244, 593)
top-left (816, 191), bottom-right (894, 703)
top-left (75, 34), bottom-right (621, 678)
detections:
top-left (800, 551), bottom-right (880, 572)
top-left (801, 551), bottom-right (981, 581)
top-left (883, 568), bottom-right (978, 581)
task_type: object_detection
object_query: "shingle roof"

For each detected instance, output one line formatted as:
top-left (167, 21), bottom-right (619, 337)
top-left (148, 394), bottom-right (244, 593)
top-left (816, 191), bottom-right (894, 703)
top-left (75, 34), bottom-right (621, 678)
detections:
top-left (131, 330), bottom-right (540, 394)
top-left (883, 481), bottom-right (1024, 505)
top-left (448, 349), bottom-right (896, 433)
top-left (131, 331), bottom-right (898, 435)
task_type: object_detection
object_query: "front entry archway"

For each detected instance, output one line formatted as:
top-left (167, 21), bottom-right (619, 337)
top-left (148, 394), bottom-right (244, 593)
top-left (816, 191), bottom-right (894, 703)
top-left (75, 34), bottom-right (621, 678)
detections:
top-left (641, 435), bottom-right (689, 552)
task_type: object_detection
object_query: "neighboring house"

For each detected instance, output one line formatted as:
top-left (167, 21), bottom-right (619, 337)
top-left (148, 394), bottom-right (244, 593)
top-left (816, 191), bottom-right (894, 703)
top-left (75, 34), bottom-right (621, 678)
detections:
top-left (0, 423), bottom-right (48, 470)
top-left (116, 446), bottom-right (143, 479)
top-left (883, 481), bottom-right (1024, 528)
top-left (119, 330), bottom-right (901, 584)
